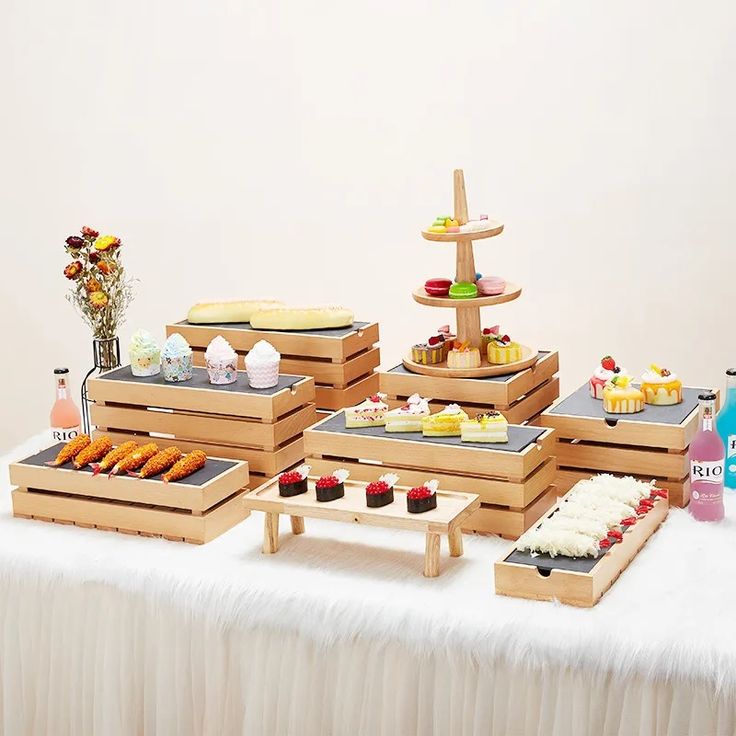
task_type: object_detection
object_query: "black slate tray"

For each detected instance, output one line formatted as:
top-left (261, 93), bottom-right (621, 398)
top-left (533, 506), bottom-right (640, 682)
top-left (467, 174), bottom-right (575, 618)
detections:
top-left (23, 443), bottom-right (236, 487)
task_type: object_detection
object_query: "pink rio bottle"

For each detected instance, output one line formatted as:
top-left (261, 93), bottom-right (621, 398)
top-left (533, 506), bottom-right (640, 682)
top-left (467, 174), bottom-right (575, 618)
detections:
top-left (689, 391), bottom-right (725, 522)
top-left (49, 368), bottom-right (81, 443)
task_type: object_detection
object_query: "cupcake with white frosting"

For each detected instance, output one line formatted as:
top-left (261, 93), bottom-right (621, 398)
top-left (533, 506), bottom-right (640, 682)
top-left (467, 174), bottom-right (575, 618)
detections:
top-left (161, 333), bottom-right (194, 382)
top-left (129, 329), bottom-right (161, 377)
top-left (244, 340), bottom-right (280, 389)
top-left (205, 335), bottom-right (238, 385)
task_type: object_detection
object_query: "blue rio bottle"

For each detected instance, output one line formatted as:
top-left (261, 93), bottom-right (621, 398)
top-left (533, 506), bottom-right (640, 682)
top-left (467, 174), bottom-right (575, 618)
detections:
top-left (718, 368), bottom-right (736, 491)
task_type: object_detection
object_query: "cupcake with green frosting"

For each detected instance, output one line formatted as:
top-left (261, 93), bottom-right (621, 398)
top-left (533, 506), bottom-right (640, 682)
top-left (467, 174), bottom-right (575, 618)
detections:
top-left (129, 329), bottom-right (161, 377)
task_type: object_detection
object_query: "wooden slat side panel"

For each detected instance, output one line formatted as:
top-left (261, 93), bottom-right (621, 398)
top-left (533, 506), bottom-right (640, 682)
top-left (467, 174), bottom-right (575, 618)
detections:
top-left (167, 322), bottom-right (380, 360)
top-left (92, 403), bottom-right (316, 449)
top-left (556, 439), bottom-right (688, 478)
top-left (462, 487), bottom-right (558, 538)
top-left (314, 373), bottom-right (381, 411)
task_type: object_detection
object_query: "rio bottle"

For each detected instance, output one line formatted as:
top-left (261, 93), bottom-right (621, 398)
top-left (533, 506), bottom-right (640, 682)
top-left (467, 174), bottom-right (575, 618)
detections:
top-left (689, 392), bottom-right (725, 521)
top-left (49, 368), bottom-right (81, 443)
top-left (717, 368), bottom-right (736, 491)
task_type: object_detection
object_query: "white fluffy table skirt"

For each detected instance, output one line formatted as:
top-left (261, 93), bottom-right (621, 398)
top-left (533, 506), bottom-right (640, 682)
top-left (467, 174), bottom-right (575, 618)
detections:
top-left (2, 435), bottom-right (736, 736)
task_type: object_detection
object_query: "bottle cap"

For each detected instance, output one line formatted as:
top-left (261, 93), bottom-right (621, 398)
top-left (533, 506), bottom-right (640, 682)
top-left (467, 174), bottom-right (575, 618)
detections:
top-left (53, 368), bottom-right (69, 375)
top-left (698, 392), bottom-right (717, 401)
top-left (727, 368), bottom-right (736, 377)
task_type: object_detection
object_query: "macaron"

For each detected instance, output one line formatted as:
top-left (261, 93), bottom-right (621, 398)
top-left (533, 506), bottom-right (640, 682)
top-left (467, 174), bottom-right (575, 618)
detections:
top-left (449, 281), bottom-right (478, 299)
top-left (477, 276), bottom-right (506, 296)
top-left (424, 278), bottom-right (452, 297)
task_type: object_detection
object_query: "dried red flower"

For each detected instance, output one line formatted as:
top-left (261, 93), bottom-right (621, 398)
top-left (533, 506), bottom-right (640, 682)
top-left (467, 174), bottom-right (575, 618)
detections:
top-left (81, 226), bottom-right (99, 238)
top-left (64, 261), bottom-right (83, 280)
top-left (85, 277), bottom-right (102, 293)
top-left (88, 251), bottom-right (101, 264)
top-left (65, 236), bottom-right (85, 250)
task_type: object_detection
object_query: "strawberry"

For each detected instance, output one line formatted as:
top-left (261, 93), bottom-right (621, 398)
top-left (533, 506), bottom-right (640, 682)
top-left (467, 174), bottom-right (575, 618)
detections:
top-left (608, 529), bottom-right (623, 541)
top-left (601, 355), bottom-right (616, 371)
top-left (621, 517), bottom-right (637, 527)
top-left (599, 538), bottom-right (612, 549)
top-left (428, 335), bottom-right (442, 346)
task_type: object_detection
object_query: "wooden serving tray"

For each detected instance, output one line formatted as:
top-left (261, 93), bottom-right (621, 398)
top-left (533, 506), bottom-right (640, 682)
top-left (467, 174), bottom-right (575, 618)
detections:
top-left (539, 384), bottom-right (718, 508)
top-left (244, 476), bottom-right (480, 577)
top-left (9, 443), bottom-right (250, 544)
top-left (494, 494), bottom-right (669, 607)
top-left (380, 351), bottom-right (559, 409)
top-left (167, 320), bottom-right (380, 361)
top-left (304, 411), bottom-right (555, 480)
top-left (88, 366), bottom-right (315, 421)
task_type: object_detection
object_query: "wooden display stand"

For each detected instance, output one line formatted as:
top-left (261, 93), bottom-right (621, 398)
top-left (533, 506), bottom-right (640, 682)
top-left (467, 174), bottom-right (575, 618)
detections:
top-left (537, 384), bottom-right (717, 508)
top-left (9, 443), bottom-right (250, 544)
top-left (87, 366), bottom-right (317, 482)
top-left (403, 169), bottom-right (538, 379)
top-left (495, 492), bottom-right (669, 607)
top-left (166, 320), bottom-right (380, 411)
top-left (381, 351), bottom-right (560, 425)
top-left (302, 411), bottom-right (558, 539)
top-left (244, 476), bottom-right (480, 577)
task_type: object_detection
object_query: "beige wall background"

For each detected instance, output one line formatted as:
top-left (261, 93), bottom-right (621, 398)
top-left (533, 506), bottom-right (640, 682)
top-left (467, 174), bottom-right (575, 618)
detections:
top-left (1, 1), bottom-right (734, 453)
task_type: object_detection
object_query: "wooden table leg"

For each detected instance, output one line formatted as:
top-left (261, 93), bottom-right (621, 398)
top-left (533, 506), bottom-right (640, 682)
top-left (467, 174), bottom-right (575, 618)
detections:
top-left (424, 532), bottom-right (441, 578)
top-left (290, 516), bottom-right (305, 535)
top-left (263, 512), bottom-right (280, 554)
top-left (448, 525), bottom-right (464, 557)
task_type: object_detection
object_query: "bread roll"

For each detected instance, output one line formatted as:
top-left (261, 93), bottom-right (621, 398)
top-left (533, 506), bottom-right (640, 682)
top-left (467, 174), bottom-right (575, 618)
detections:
top-left (187, 300), bottom-right (283, 324)
top-left (249, 306), bottom-right (354, 330)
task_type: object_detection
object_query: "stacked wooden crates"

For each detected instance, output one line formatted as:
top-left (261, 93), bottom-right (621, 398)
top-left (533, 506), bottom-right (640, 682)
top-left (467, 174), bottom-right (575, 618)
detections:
top-left (167, 319), bottom-right (380, 411)
top-left (537, 383), bottom-right (716, 508)
top-left (87, 365), bottom-right (316, 487)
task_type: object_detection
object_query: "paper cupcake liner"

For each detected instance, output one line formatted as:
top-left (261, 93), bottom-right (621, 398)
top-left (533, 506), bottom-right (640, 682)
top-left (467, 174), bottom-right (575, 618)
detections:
top-left (206, 357), bottom-right (238, 385)
top-left (130, 350), bottom-right (161, 377)
top-left (162, 353), bottom-right (193, 382)
top-left (246, 359), bottom-right (280, 389)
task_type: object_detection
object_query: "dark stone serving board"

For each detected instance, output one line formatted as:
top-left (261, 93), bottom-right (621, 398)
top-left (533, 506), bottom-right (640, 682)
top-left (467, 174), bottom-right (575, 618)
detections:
top-left (312, 411), bottom-right (545, 453)
top-left (97, 365), bottom-right (304, 396)
top-left (504, 548), bottom-right (604, 574)
top-left (177, 320), bottom-right (369, 338)
top-left (22, 443), bottom-right (237, 486)
top-left (549, 383), bottom-right (709, 425)
top-left (387, 351), bottom-right (551, 384)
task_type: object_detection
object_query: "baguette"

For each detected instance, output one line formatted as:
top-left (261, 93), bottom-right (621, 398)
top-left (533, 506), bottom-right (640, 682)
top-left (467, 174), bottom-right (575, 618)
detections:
top-left (249, 306), bottom-right (354, 331)
top-left (187, 300), bottom-right (283, 325)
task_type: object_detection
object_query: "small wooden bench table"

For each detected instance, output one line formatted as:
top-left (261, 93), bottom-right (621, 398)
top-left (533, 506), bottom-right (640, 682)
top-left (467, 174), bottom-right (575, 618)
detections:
top-left (243, 477), bottom-right (480, 577)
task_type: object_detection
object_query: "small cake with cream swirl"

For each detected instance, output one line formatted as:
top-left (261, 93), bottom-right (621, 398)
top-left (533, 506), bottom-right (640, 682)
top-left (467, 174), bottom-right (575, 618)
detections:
top-left (640, 364), bottom-right (682, 405)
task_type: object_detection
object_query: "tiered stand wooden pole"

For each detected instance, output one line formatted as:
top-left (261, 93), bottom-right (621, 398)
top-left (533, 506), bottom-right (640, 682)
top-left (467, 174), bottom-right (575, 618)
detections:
top-left (403, 169), bottom-right (537, 378)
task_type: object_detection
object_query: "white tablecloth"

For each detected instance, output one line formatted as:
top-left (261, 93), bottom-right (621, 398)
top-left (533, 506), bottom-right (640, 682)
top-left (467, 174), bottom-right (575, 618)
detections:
top-left (2, 434), bottom-right (735, 736)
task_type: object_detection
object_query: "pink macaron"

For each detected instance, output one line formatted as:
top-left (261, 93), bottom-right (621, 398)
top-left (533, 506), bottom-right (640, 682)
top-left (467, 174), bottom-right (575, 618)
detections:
top-left (476, 276), bottom-right (506, 296)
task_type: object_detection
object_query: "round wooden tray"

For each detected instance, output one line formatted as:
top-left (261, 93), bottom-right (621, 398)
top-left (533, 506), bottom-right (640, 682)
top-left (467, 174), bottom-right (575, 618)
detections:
top-left (421, 220), bottom-right (504, 242)
top-left (412, 282), bottom-right (521, 308)
top-left (402, 345), bottom-right (538, 378)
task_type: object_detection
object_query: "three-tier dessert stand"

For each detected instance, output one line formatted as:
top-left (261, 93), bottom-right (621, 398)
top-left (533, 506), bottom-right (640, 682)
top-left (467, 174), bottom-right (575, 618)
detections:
top-left (403, 169), bottom-right (538, 378)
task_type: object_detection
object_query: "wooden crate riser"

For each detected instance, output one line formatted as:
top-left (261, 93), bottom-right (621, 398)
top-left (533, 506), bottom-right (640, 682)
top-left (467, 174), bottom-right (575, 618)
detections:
top-left (541, 406), bottom-right (701, 451)
top-left (304, 424), bottom-right (556, 480)
top-left (12, 487), bottom-right (250, 545)
top-left (168, 322), bottom-right (380, 361)
top-left (379, 351), bottom-right (559, 407)
top-left (92, 402), bottom-right (317, 452)
top-left (494, 497), bottom-right (668, 606)
top-left (462, 486), bottom-right (558, 538)
top-left (306, 455), bottom-right (557, 508)
top-left (554, 467), bottom-right (689, 508)
top-left (314, 372), bottom-right (381, 411)
top-left (191, 346), bottom-right (381, 389)
top-left (555, 439), bottom-right (688, 479)
top-left (9, 459), bottom-right (249, 513)
top-left (94, 430), bottom-right (306, 476)
top-left (87, 373), bottom-right (315, 422)
top-left (386, 377), bottom-right (560, 426)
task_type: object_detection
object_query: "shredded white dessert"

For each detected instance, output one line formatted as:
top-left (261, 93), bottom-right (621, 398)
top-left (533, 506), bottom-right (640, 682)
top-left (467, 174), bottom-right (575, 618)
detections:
top-left (515, 528), bottom-right (599, 558)
top-left (543, 513), bottom-right (609, 540)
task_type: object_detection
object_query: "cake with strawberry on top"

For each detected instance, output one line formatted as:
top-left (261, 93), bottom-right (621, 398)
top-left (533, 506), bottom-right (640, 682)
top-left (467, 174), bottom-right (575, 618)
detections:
top-left (589, 355), bottom-right (625, 399)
